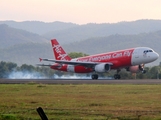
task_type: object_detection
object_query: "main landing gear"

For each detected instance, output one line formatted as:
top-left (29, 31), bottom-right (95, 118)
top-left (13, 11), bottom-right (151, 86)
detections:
top-left (91, 70), bottom-right (121, 80)
top-left (91, 74), bottom-right (98, 80)
top-left (114, 74), bottom-right (121, 79)
top-left (114, 69), bottom-right (121, 79)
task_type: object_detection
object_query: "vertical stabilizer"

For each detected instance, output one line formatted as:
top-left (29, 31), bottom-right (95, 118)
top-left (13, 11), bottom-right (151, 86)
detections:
top-left (51, 39), bottom-right (71, 60)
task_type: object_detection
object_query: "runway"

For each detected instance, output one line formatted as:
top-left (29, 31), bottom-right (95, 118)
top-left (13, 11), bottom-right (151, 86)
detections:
top-left (0, 79), bottom-right (161, 84)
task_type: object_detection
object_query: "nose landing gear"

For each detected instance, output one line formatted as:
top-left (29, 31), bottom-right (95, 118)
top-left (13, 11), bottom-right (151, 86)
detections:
top-left (139, 64), bottom-right (146, 74)
top-left (142, 70), bottom-right (146, 74)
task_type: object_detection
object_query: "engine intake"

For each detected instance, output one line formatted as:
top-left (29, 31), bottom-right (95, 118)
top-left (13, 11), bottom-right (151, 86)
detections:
top-left (128, 65), bottom-right (139, 73)
top-left (94, 63), bottom-right (111, 72)
top-left (127, 64), bottom-right (145, 73)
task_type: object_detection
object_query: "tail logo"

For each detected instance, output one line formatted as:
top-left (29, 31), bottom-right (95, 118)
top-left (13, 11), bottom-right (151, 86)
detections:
top-left (53, 44), bottom-right (61, 53)
top-left (53, 44), bottom-right (68, 60)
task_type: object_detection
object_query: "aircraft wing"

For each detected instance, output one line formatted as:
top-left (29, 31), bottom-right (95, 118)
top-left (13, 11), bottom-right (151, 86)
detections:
top-left (38, 58), bottom-right (113, 67)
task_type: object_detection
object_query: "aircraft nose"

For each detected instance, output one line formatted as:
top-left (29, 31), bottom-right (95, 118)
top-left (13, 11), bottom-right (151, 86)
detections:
top-left (154, 52), bottom-right (159, 60)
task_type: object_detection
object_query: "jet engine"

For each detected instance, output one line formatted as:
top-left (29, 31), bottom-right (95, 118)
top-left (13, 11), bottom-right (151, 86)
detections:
top-left (94, 63), bottom-right (111, 72)
top-left (127, 64), bottom-right (145, 73)
top-left (128, 65), bottom-right (140, 73)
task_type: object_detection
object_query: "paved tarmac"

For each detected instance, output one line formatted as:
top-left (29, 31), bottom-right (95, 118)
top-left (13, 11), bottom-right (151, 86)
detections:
top-left (0, 79), bottom-right (161, 84)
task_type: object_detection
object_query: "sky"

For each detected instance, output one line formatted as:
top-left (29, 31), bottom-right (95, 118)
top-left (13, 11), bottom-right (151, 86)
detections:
top-left (1, 0), bottom-right (161, 24)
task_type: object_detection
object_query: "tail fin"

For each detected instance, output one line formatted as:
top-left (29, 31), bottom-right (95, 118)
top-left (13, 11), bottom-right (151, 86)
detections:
top-left (51, 39), bottom-right (71, 61)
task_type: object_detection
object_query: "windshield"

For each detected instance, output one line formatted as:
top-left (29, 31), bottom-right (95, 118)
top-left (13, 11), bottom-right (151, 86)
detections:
top-left (143, 50), bottom-right (153, 54)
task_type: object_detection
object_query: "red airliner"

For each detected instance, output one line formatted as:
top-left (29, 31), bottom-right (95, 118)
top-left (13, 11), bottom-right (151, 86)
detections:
top-left (38, 39), bottom-right (159, 79)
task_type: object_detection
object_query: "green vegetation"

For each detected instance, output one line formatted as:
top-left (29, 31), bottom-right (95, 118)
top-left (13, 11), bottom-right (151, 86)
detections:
top-left (0, 61), bottom-right (55, 78)
top-left (68, 52), bottom-right (89, 58)
top-left (0, 84), bottom-right (161, 119)
top-left (1, 61), bottom-right (161, 79)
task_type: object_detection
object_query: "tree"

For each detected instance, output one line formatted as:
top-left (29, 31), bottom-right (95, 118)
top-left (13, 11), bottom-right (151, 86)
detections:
top-left (148, 66), bottom-right (160, 79)
top-left (0, 61), bottom-right (17, 78)
top-left (19, 64), bottom-right (35, 72)
top-left (68, 52), bottom-right (89, 59)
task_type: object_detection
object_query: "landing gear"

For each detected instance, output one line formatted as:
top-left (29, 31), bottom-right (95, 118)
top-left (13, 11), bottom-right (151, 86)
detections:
top-left (142, 70), bottom-right (146, 74)
top-left (114, 74), bottom-right (121, 79)
top-left (139, 64), bottom-right (146, 74)
top-left (91, 74), bottom-right (98, 80)
top-left (114, 69), bottom-right (121, 79)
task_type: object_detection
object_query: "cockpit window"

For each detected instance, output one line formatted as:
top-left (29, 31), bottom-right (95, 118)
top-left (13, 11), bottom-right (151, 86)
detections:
top-left (143, 50), bottom-right (153, 54)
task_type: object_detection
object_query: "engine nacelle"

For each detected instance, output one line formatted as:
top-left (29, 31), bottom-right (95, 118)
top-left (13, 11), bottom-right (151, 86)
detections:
top-left (127, 65), bottom-right (140, 73)
top-left (94, 63), bottom-right (111, 72)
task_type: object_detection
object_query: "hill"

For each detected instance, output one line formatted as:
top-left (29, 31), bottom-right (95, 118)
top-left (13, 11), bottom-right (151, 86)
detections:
top-left (63, 31), bottom-right (161, 66)
top-left (1, 19), bottom-right (161, 45)
top-left (0, 30), bottom-right (161, 66)
top-left (0, 24), bottom-right (48, 48)
top-left (0, 21), bottom-right (78, 35)
top-left (64, 31), bottom-right (161, 54)
top-left (42, 19), bottom-right (161, 44)
top-left (0, 43), bottom-right (52, 65)
top-left (0, 19), bottom-right (161, 66)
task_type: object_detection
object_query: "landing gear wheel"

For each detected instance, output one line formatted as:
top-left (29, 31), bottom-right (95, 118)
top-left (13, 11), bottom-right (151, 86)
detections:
top-left (114, 74), bottom-right (121, 79)
top-left (91, 74), bottom-right (98, 80)
top-left (142, 70), bottom-right (146, 74)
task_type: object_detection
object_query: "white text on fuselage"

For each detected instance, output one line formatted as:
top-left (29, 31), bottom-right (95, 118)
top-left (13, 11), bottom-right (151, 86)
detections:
top-left (77, 50), bottom-right (132, 62)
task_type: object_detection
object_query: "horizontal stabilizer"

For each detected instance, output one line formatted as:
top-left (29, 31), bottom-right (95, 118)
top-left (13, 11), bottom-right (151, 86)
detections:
top-left (36, 63), bottom-right (52, 66)
top-left (36, 63), bottom-right (62, 68)
top-left (39, 58), bottom-right (55, 62)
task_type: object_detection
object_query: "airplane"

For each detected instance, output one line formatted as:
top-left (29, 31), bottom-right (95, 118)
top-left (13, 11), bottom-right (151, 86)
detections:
top-left (37, 39), bottom-right (159, 79)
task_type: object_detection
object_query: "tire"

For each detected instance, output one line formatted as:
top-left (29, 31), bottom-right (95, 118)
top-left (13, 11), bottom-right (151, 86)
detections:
top-left (114, 74), bottom-right (121, 79)
top-left (142, 70), bottom-right (146, 74)
top-left (91, 74), bottom-right (98, 80)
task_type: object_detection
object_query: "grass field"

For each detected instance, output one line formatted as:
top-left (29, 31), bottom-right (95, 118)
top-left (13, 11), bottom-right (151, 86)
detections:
top-left (0, 83), bottom-right (161, 120)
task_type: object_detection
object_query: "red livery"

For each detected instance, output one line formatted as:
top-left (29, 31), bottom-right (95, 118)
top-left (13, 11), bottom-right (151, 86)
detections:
top-left (38, 39), bottom-right (159, 79)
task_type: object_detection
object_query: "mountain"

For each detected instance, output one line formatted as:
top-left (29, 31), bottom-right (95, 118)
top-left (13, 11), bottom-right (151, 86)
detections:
top-left (0, 21), bottom-right (78, 35)
top-left (63, 30), bottom-right (161, 66)
top-left (0, 30), bottom-right (161, 66)
top-left (0, 24), bottom-right (48, 48)
top-left (0, 19), bottom-right (161, 66)
top-left (64, 31), bottom-right (161, 55)
top-left (0, 43), bottom-right (52, 65)
top-left (43, 19), bottom-right (161, 44)
top-left (1, 20), bottom-right (161, 45)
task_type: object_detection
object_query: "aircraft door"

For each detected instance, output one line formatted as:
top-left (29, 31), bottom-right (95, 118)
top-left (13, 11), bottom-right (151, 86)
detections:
top-left (131, 48), bottom-right (140, 65)
top-left (134, 49), bottom-right (139, 58)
